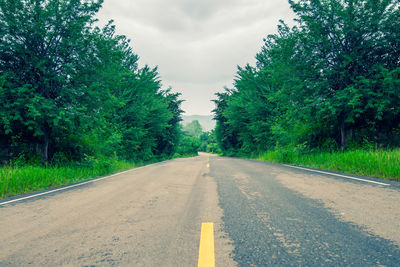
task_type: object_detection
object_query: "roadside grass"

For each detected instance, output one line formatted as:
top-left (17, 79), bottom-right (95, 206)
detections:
top-left (0, 153), bottom-right (200, 200)
top-left (0, 160), bottom-right (136, 199)
top-left (257, 149), bottom-right (400, 181)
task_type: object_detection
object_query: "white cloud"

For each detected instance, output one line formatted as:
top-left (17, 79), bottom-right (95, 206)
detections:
top-left (96, 0), bottom-right (294, 115)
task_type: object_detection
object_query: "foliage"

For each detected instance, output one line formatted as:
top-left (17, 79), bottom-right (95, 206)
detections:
top-left (0, 0), bottom-right (183, 165)
top-left (175, 134), bottom-right (201, 157)
top-left (213, 0), bottom-right (400, 156)
top-left (257, 148), bottom-right (400, 181)
top-left (199, 130), bottom-right (221, 154)
top-left (181, 120), bottom-right (220, 154)
top-left (183, 120), bottom-right (203, 138)
top-left (174, 120), bottom-right (201, 156)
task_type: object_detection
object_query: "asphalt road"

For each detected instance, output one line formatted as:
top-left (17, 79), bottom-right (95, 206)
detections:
top-left (1, 153), bottom-right (399, 266)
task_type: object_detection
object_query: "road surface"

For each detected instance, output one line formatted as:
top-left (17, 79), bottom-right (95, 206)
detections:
top-left (1, 153), bottom-right (399, 266)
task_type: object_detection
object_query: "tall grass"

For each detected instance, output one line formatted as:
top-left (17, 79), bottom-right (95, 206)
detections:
top-left (257, 149), bottom-right (400, 180)
top-left (0, 160), bottom-right (135, 199)
top-left (0, 153), bottom-right (200, 199)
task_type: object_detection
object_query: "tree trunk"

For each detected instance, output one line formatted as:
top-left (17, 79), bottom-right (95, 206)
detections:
top-left (35, 143), bottom-right (40, 155)
top-left (41, 133), bottom-right (49, 165)
top-left (340, 119), bottom-right (353, 149)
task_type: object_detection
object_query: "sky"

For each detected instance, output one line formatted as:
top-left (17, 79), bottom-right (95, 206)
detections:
top-left (96, 0), bottom-right (294, 115)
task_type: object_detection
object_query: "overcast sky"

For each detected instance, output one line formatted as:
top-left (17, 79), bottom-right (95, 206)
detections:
top-left (96, 0), bottom-right (294, 115)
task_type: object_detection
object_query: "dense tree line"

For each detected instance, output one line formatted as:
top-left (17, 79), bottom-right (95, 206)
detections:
top-left (183, 120), bottom-right (203, 138)
top-left (0, 0), bottom-right (183, 164)
top-left (176, 120), bottom-right (201, 156)
top-left (198, 130), bottom-right (220, 154)
top-left (182, 120), bottom-right (220, 154)
top-left (214, 0), bottom-right (400, 155)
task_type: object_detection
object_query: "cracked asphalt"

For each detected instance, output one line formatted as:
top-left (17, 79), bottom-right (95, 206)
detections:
top-left (1, 153), bottom-right (399, 266)
top-left (210, 156), bottom-right (400, 266)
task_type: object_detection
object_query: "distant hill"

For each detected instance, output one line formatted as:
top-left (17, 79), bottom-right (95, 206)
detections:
top-left (182, 115), bottom-right (215, 132)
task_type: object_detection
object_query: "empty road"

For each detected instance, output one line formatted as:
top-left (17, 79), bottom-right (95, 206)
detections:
top-left (1, 153), bottom-right (399, 266)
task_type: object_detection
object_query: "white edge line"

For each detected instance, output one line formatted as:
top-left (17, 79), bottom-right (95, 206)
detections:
top-left (0, 163), bottom-right (157, 206)
top-left (283, 164), bottom-right (389, 186)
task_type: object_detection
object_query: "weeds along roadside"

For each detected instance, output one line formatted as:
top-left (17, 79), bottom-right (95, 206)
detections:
top-left (0, 153), bottom-right (198, 199)
top-left (256, 148), bottom-right (400, 181)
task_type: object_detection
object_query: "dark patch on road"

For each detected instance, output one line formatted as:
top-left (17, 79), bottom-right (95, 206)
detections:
top-left (211, 157), bottom-right (400, 266)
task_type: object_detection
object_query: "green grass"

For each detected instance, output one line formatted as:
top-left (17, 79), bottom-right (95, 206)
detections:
top-left (0, 160), bottom-right (136, 199)
top-left (257, 149), bottom-right (400, 181)
top-left (0, 153), bottom-right (200, 199)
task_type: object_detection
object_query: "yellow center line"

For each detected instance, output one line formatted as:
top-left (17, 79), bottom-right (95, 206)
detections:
top-left (198, 222), bottom-right (215, 267)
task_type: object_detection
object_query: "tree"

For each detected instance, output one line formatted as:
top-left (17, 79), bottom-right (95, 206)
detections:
top-left (155, 89), bottom-right (184, 157)
top-left (0, 0), bottom-right (185, 165)
top-left (0, 0), bottom-right (103, 163)
top-left (213, 91), bottom-right (240, 154)
top-left (183, 120), bottom-right (203, 138)
top-left (213, 0), bottom-right (400, 155)
top-left (199, 130), bottom-right (221, 153)
top-left (287, 0), bottom-right (400, 148)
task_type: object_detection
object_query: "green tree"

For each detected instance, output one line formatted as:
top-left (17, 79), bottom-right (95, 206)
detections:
top-left (155, 89), bottom-right (184, 157)
top-left (176, 134), bottom-right (201, 156)
top-left (0, 0), bottom-right (184, 165)
top-left (213, 0), bottom-right (400, 155)
top-left (0, 0), bottom-right (103, 163)
top-left (287, 0), bottom-right (400, 148)
top-left (183, 120), bottom-right (203, 138)
top-left (199, 130), bottom-right (221, 153)
top-left (213, 91), bottom-right (240, 154)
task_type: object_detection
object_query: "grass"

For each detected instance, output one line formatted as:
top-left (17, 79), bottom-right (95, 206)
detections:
top-left (0, 159), bottom-right (136, 199)
top-left (0, 153), bottom-right (200, 200)
top-left (257, 149), bottom-right (400, 181)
